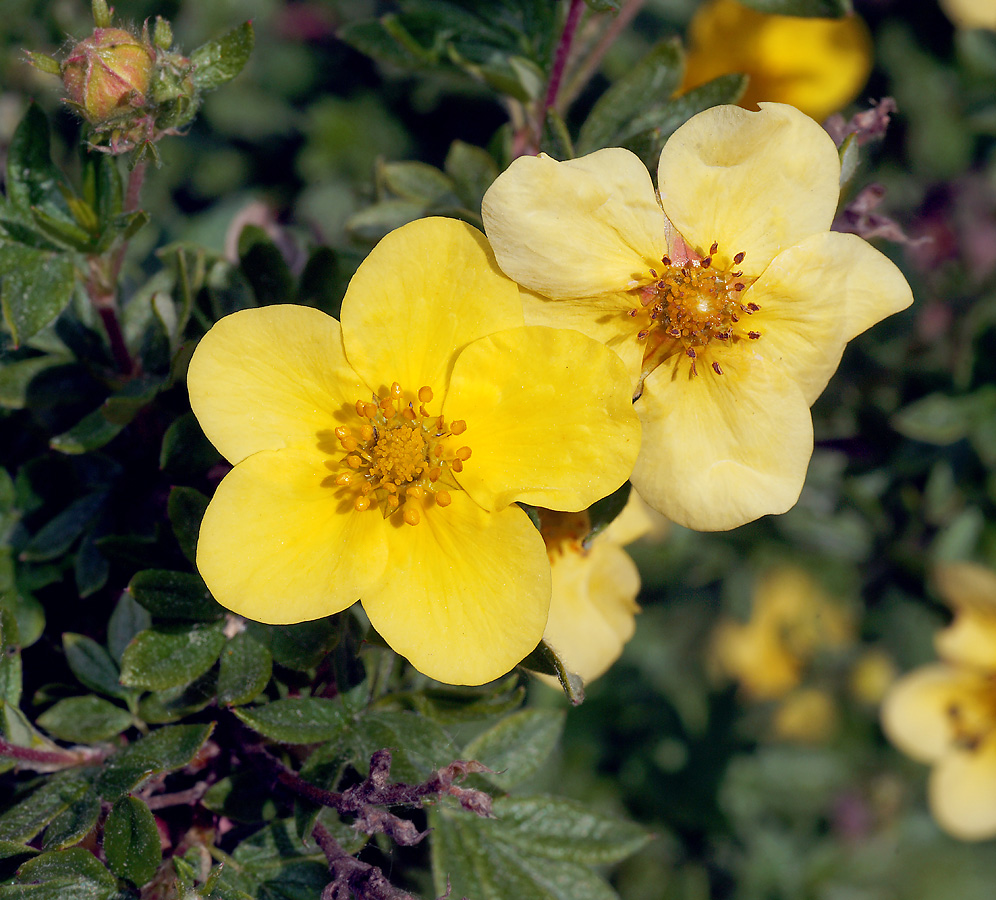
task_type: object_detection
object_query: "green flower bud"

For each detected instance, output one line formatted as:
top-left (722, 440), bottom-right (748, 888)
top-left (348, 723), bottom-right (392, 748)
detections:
top-left (62, 27), bottom-right (155, 125)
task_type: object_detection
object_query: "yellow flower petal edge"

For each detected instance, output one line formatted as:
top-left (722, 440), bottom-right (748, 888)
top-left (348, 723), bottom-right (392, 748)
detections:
top-left (481, 148), bottom-right (669, 299)
top-left (362, 492), bottom-right (551, 686)
top-left (932, 562), bottom-right (996, 670)
top-left (658, 103), bottom-right (841, 275)
top-left (941, 0), bottom-right (996, 30)
top-left (929, 738), bottom-right (996, 840)
top-left (196, 447), bottom-right (388, 624)
top-left (443, 325), bottom-right (641, 512)
top-left (341, 216), bottom-right (524, 396)
top-left (631, 351), bottom-right (813, 531)
top-left (188, 305), bottom-right (367, 465)
top-left (682, 0), bottom-right (873, 122)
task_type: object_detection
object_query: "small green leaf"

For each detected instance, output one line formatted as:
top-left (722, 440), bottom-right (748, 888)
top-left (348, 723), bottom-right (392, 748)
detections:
top-left (233, 697), bottom-right (348, 744)
top-left (103, 796), bottom-right (162, 886)
top-left (37, 695), bottom-right (133, 743)
top-left (444, 141), bottom-right (498, 213)
top-left (892, 390), bottom-right (996, 445)
top-left (95, 723), bottom-right (214, 799)
top-left (0, 244), bottom-right (76, 347)
top-left (119, 621), bottom-right (226, 690)
top-left (346, 200), bottom-right (426, 243)
top-left (520, 641), bottom-right (584, 705)
top-left (249, 617), bottom-right (341, 671)
top-left (738, 0), bottom-right (850, 15)
top-left (107, 593), bottom-right (152, 665)
top-left (49, 377), bottom-right (163, 454)
top-left (346, 710), bottom-right (457, 783)
top-left (190, 22), bottom-right (255, 92)
top-left (577, 37), bottom-right (685, 155)
top-left (217, 631), bottom-right (272, 706)
top-left (0, 770), bottom-right (95, 843)
top-left (202, 772), bottom-right (279, 824)
top-left (541, 108), bottom-right (574, 160)
top-left (583, 481), bottom-right (632, 548)
top-left (0, 604), bottom-right (22, 708)
top-left (41, 789), bottom-right (100, 851)
top-left (238, 224), bottom-right (294, 306)
top-left (838, 132), bottom-right (860, 189)
top-left (6, 105), bottom-right (70, 219)
top-left (127, 569), bottom-right (223, 621)
top-left (159, 412), bottom-right (222, 478)
top-left (9, 847), bottom-right (115, 898)
top-left (19, 492), bottom-right (106, 562)
top-left (167, 487), bottom-right (210, 564)
top-left (463, 709), bottom-right (565, 791)
top-left (378, 161), bottom-right (456, 204)
top-left (137, 669), bottom-right (217, 724)
top-left (62, 633), bottom-right (128, 700)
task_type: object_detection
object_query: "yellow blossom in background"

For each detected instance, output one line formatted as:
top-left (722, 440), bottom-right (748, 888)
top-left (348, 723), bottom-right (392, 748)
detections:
top-left (187, 217), bottom-right (641, 686)
top-left (482, 103), bottom-right (913, 531)
top-left (682, 0), bottom-right (873, 122)
top-left (939, 0), bottom-right (996, 30)
top-left (881, 562), bottom-right (996, 840)
top-left (534, 493), bottom-right (653, 687)
top-left (772, 687), bottom-right (839, 743)
top-left (710, 566), bottom-right (853, 700)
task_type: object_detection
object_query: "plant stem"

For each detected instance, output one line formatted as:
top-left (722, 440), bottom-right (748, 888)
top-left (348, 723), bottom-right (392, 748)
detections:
top-left (543, 0), bottom-right (585, 114)
top-left (0, 737), bottom-right (99, 769)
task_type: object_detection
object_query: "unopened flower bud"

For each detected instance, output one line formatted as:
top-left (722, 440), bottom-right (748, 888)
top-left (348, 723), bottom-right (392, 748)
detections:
top-left (62, 27), bottom-right (155, 125)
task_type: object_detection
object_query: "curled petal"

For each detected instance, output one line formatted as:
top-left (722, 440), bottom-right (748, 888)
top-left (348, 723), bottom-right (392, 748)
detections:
top-left (482, 148), bottom-right (669, 299)
top-left (362, 493), bottom-right (550, 685)
top-left (443, 326), bottom-right (641, 512)
top-left (658, 103), bottom-right (840, 275)
top-left (341, 217), bottom-right (523, 396)
top-left (929, 738), bottom-right (996, 841)
top-left (197, 448), bottom-right (387, 624)
top-left (188, 305), bottom-right (366, 465)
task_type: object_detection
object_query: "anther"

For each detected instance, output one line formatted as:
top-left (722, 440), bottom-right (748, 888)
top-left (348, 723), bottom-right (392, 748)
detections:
top-left (360, 424), bottom-right (375, 441)
top-left (347, 455), bottom-right (362, 469)
top-left (452, 459), bottom-right (464, 473)
top-left (450, 420), bottom-right (467, 435)
top-left (710, 242), bottom-right (719, 255)
top-left (747, 302), bottom-right (759, 312)
top-left (686, 348), bottom-right (696, 358)
top-left (435, 491), bottom-right (452, 507)
top-left (701, 257), bottom-right (711, 268)
top-left (650, 268), bottom-right (658, 278)
top-left (341, 437), bottom-right (358, 452)
top-left (734, 283), bottom-right (744, 291)
top-left (662, 256), bottom-right (671, 266)
top-left (354, 496), bottom-right (370, 512)
top-left (335, 473), bottom-right (352, 486)
top-left (455, 446), bottom-right (472, 461)
top-left (403, 503), bottom-right (421, 526)
top-left (335, 426), bottom-right (350, 440)
top-left (355, 399), bottom-right (366, 416)
top-left (418, 386), bottom-right (433, 403)
top-left (712, 362), bottom-right (723, 375)
top-left (733, 251), bottom-right (745, 264)
top-left (748, 331), bottom-right (761, 339)
top-left (362, 402), bottom-right (378, 418)
top-left (391, 382), bottom-right (403, 398)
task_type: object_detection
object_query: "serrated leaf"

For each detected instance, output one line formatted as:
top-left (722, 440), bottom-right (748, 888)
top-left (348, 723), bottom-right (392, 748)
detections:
top-left (337, 18), bottom-right (432, 69)
top-left (463, 709), bottom-right (565, 790)
top-left (19, 492), bottom-right (106, 562)
top-left (0, 769), bottom-right (95, 843)
top-left (8, 847), bottom-right (115, 898)
top-left (36, 696), bottom-right (132, 743)
top-left (229, 819), bottom-right (328, 890)
top-left (95, 722), bottom-right (214, 799)
top-left (577, 37), bottom-right (685, 155)
top-left (62, 633), bottom-right (128, 700)
top-left (191, 22), bottom-right (255, 92)
top-left (127, 569), bottom-right (223, 621)
top-left (217, 631), bottom-right (272, 706)
top-left (0, 244), bottom-right (76, 347)
top-left (119, 621), bottom-right (226, 690)
top-left (739, 0), bottom-right (850, 15)
top-left (233, 697), bottom-right (348, 744)
top-left (40, 789), bottom-right (100, 852)
top-left (444, 141), bottom-right (498, 214)
top-left (103, 796), bottom-right (161, 886)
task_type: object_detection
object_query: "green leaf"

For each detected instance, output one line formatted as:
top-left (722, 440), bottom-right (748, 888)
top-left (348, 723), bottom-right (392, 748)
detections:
top-left (237, 225), bottom-right (294, 307)
top-left (541, 108), bottom-right (574, 160)
top-left (0, 357), bottom-right (69, 410)
top-left (444, 141), bottom-right (498, 213)
top-left (119, 621), bottom-right (227, 690)
top-left (249, 617), bottom-right (341, 671)
top-left (378, 161), bottom-right (456, 204)
top-left (49, 376), bottom-right (163, 454)
top-left (463, 709), bottom-right (566, 791)
top-left (19, 492), bottom-right (106, 562)
top-left (202, 772), bottom-right (279, 824)
top-left (127, 569), bottom-right (223, 621)
top-left (6, 847), bottom-right (115, 899)
top-left (95, 723), bottom-right (214, 799)
top-left (103, 796), bottom-right (161, 886)
top-left (62, 633), bottom-right (128, 700)
top-left (0, 244), bottom-right (76, 347)
top-left (577, 37), bottom-right (685, 155)
top-left (166, 487), bottom-right (209, 564)
top-left (36, 695), bottom-right (133, 743)
top-left (738, 0), bottom-right (850, 15)
top-left (191, 22), bottom-right (255, 92)
top-left (40, 790), bottom-right (100, 851)
top-left (137, 668), bottom-right (218, 724)
top-left (0, 606), bottom-right (22, 708)
top-left (346, 710), bottom-right (457, 783)
top-left (584, 481), bottom-right (631, 548)
top-left (411, 679), bottom-right (525, 724)
top-left (5, 105), bottom-right (70, 219)
top-left (346, 199), bottom-right (426, 243)
top-left (838, 132), bottom-right (860, 189)
top-left (158, 412), bottom-right (222, 478)
top-left (217, 631), bottom-right (272, 706)
top-left (233, 697), bottom-right (348, 744)
top-left (229, 819), bottom-right (328, 893)
top-left (520, 641), bottom-right (584, 705)
top-left (0, 770), bottom-right (95, 843)
top-left (107, 592), bottom-right (152, 664)
top-left (892, 389), bottom-right (996, 445)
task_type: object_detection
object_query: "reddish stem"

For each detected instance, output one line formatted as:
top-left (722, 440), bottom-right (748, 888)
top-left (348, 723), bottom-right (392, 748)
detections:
top-left (0, 737), bottom-right (97, 768)
top-left (543, 0), bottom-right (585, 113)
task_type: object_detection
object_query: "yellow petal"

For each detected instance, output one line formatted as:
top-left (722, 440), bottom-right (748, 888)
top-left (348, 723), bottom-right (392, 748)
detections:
top-left (710, 619), bottom-right (801, 699)
top-left (940, 0), bottom-right (996, 30)
top-left (520, 288), bottom-right (645, 389)
top-left (361, 492), bottom-right (550, 685)
top-left (929, 738), bottom-right (996, 840)
top-left (747, 231), bottom-right (914, 405)
top-left (657, 103), bottom-right (840, 275)
top-left (187, 305), bottom-right (367, 465)
top-left (340, 217), bottom-right (523, 395)
top-left (482, 149), bottom-right (669, 299)
top-left (196, 448), bottom-right (387, 624)
top-left (631, 352), bottom-right (812, 531)
top-left (935, 562), bottom-right (996, 617)
top-left (933, 563), bottom-right (996, 669)
top-left (880, 664), bottom-right (981, 764)
top-left (540, 540), bottom-right (640, 686)
top-left (683, 0), bottom-right (873, 122)
top-left (443, 326), bottom-right (641, 512)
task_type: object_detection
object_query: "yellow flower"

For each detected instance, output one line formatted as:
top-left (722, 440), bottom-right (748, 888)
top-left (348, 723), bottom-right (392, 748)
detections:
top-left (534, 493), bottom-right (652, 686)
top-left (940, 0), bottom-right (996, 30)
top-left (772, 687), bottom-right (838, 743)
top-left (481, 103), bottom-right (913, 531)
top-left (710, 566), bottom-right (853, 700)
top-left (187, 217), bottom-right (641, 686)
top-left (881, 562), bottom-right (996, 840)
top-left (682, 0), bottom-right (873, 122)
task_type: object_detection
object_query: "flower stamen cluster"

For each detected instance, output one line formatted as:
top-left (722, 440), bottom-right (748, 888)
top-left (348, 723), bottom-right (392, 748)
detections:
top-left (331, 383), bottom-right (471, 526)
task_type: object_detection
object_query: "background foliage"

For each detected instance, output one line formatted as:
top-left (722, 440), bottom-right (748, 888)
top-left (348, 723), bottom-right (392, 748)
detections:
top-left (2, 0), bottom-right (996, 897)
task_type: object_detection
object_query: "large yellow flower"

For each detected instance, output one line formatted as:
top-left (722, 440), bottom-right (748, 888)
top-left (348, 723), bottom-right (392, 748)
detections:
top-left (881, 562), bottom-right (996, 840)
top-left (187, 217), bottom-right (640, 686)
top-left (481, 102), bottom-right (913, 531)
top-left (534, 494), bottom-right (652, 687)
top-left (940, 0), bottom-right (996, 30)
top-left (682, 0), bottom-right (873, 122)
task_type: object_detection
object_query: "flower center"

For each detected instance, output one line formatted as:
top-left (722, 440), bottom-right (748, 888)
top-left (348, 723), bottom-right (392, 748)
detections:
top-left (330, 383), bottom-right (471, 526)
top-left (538, 508), bottom-right (592, 561)
top-left (945, 680), bottom-right (996, 752)
top-left (628, 243), bottom-right (761, 380)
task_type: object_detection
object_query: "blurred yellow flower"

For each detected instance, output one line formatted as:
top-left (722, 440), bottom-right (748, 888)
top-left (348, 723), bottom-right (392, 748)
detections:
top-left (772, 687), bottom-right (839, 743)
top-left (187, 216), bottom-right (640, 686)
top-left (482, 103), bottom-right (913, 531)
top-left (710, 566), bottom-right (853, 700)
top-left (534, 493), bottom-right (652, 687)
top-left (682, 0), bottom-right (873, 122)
top-left (940, 0), bottom-right (996, 30)
top-left (881, 562), bottom-right (996, 840)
